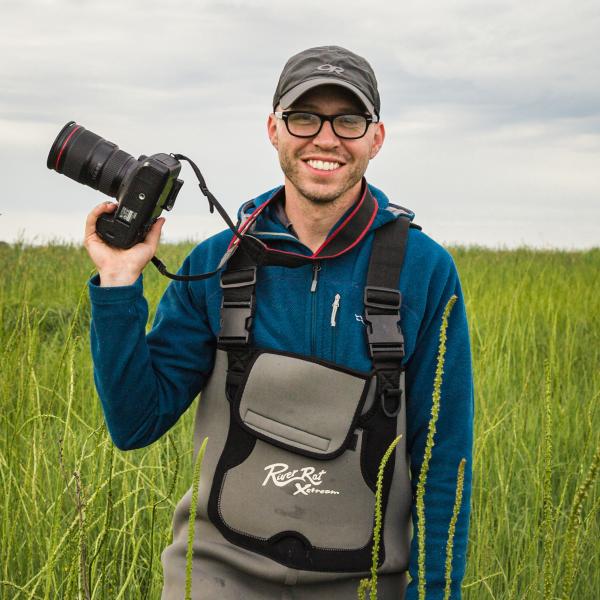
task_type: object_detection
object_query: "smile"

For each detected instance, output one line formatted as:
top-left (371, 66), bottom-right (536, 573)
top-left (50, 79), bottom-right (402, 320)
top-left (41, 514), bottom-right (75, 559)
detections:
top-left (304, 159), bottom-right (342, 172)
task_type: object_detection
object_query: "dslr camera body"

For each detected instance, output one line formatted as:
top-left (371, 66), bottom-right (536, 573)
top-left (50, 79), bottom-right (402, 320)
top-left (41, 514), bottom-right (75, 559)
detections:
top-left (47, 121), bottom-right (183, 249)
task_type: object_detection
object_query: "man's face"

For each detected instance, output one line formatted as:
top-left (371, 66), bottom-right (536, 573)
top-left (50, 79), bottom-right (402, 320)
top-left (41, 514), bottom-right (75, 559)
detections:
top-left (267, 85), bottom-right (385, 205)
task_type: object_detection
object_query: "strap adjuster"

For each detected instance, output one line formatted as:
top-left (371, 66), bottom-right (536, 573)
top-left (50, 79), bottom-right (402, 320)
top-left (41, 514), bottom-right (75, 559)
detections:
top-left (364, 286), bottom-right (401, 311)
top-left (220, 266), bottom-right (257, 289)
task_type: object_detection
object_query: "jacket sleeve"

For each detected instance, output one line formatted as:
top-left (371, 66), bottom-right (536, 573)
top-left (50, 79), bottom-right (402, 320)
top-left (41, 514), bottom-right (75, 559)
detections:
top-left (89, 253), bottom-right (216, 450)
top-left (404, 253), bottom-right (474, 600)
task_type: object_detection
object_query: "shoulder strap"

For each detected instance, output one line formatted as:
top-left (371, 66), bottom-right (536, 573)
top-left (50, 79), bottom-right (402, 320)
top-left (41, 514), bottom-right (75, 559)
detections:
top-left (366, 215), bottom-right (410, 291)
top-left (217, 246), bottom-right (257, 347)
top-left (216, 246), bottom-right (258, 394)
top-left (218, 214), bottom-right (413, 404)
top-left (364, 216), bottom-right (410, 417)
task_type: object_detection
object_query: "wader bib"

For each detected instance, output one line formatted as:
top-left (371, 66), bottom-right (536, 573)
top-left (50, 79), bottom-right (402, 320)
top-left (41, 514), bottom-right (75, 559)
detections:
top-left (161, 191), bottom-right (415, 599)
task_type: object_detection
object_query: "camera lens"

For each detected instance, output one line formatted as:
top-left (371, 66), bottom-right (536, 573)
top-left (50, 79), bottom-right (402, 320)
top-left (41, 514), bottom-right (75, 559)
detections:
top-left (47, 121), bottom-right (138, 198)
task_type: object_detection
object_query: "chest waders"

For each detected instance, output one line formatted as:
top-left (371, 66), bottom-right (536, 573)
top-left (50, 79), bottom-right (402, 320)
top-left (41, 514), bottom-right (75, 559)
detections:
top-left (161, 191), bottom-right (416, 599)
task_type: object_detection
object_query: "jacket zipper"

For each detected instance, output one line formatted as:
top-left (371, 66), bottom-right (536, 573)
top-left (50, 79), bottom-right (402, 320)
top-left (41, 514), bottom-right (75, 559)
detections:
top-left (330, 293), bottom-right (341, 359)
top-left (310, 262), bottom-right (321, 354)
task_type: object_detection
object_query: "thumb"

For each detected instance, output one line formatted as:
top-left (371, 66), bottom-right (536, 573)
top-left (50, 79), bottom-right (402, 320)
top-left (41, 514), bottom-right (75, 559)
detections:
top-left (144, 217), bottom-right (166, 250)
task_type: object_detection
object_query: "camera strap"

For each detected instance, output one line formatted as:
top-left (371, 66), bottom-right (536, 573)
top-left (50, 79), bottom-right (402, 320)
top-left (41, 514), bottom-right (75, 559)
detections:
top-left (150, 154), bottom-right (246, 281)
top-left (150, 156), bottom-right (389, 282)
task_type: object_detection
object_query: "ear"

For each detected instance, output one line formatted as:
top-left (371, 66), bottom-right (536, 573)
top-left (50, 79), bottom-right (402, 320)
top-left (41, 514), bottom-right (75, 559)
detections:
top-left (267, 113), bottom-right (279, 150)
top-left (369, 121), bottom-right (385, 159)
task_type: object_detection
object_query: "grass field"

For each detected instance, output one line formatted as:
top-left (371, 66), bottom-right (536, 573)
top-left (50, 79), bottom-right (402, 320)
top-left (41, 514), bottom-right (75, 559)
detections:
top-left (1, 242), bottom-right (598, 599)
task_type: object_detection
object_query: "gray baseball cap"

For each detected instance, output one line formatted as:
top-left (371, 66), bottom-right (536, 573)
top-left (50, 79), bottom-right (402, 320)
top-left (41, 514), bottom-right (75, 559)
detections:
top-left (273, 45), bottom-right (381, 119)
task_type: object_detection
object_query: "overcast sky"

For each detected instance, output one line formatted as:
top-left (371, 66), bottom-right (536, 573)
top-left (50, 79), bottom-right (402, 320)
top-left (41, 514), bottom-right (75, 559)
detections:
top-left (1, 0), bottom-right (599, 248)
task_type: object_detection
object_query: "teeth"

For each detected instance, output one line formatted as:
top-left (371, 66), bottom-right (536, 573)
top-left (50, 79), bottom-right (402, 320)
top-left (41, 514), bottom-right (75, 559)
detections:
top-left (307, 160), bottom-right (340, 171)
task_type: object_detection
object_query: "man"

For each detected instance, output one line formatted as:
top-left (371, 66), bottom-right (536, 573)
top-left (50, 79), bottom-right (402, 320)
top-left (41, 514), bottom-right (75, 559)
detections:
top-left (85, 46), bottom-right (473, 599)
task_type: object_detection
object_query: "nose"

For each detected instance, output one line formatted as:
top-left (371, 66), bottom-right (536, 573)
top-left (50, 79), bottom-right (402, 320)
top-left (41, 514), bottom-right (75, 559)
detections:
top-left (312, 119), bottom-right (340, 149)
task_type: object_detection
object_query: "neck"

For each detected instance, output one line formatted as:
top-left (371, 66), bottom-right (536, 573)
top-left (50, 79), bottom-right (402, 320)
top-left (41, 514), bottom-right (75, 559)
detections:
top-left (283, 179), bottom-right (364, 253)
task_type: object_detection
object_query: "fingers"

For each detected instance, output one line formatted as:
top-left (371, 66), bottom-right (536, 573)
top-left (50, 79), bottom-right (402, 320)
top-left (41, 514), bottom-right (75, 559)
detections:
top-left (143, 217), bottom-right (166, 250)
top-left (85, 201), bottom-right (117, 241)
top-left (83, 203), bottom-right (164, 254)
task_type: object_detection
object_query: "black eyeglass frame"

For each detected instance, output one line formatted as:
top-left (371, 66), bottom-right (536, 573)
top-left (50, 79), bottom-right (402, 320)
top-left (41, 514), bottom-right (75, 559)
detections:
top-left (273, 110), bottom-right (377, 140)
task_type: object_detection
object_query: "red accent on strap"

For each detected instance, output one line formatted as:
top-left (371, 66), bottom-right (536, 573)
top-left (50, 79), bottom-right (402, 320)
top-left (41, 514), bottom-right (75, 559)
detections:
top-left (226, 189), bottom-right (282, 251)
top-left (224, 182), bottom-right (379, 262)
top-left (316, 199), bottom-right (378, 259)
top-left (55, 125), bottom-right (81, 170)
top-left (254, 242), bottom-right (309, 260)
top-left (313, 185), bottom-right (368, 257)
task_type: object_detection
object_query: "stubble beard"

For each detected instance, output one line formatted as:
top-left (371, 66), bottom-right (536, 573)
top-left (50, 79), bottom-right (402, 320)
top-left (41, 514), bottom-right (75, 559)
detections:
top-left (278, 150), bottom-right (367, 205)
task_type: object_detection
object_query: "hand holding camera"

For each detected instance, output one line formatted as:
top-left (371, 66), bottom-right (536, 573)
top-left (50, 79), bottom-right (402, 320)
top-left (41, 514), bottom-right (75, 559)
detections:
top-left (48, 120), bottom-right (244, 284)
top-left (84, 201), bottom-right (165, 287)
top-left (47, 121), bottom-right (182, 285)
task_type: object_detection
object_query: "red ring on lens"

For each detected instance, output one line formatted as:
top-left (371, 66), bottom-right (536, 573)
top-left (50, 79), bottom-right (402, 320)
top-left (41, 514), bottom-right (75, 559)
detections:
top-left (55, 125), bottom-right (82, 170)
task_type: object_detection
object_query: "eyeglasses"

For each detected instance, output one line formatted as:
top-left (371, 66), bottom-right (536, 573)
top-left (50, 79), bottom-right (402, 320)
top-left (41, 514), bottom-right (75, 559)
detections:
top-left (274, 111), bottom-right (376, 140)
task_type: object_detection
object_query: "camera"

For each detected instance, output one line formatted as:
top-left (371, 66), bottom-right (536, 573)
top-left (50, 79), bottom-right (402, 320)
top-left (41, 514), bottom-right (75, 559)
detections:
top-left (47, 121), bottom-right (184, 249)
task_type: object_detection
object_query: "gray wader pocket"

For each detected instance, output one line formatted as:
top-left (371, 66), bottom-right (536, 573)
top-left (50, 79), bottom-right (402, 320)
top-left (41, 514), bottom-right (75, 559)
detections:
top-left (207, 350), bottom-right (400, 573)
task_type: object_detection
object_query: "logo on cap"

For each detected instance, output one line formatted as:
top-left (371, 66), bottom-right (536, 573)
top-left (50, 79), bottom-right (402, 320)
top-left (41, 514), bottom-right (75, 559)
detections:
top-left (316, 64), bottom-right (344, 75)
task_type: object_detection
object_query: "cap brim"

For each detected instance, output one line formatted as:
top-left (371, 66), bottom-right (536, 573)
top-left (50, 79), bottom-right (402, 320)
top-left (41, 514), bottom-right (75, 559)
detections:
top-left (278, 77), bottom-right (377, 117)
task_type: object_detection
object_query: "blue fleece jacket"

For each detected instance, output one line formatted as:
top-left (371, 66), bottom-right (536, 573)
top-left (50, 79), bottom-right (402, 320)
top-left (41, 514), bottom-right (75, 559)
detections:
top-left (88, 182), bottom-right (473, 599)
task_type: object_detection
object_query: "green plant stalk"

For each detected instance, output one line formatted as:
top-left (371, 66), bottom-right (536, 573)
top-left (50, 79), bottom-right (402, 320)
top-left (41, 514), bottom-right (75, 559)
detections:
top-left (185, 437), bottom-right (208, 600)
top-left (43, 440), bottom-right (69, 600)
top-left (416, 294), bottom-right (457, 600)
top-left (74, 469), bottom-right (91, 600)
top-left (142, 434), bottom-right (180, 600)
top-left (542, 360), bottom-right (554, 599)
top-left (443, 458), bottom-right (466, 600)
top-left (87, 440), bottom-right (114, 594)
top-left (562, 442), bottom-right (600, 599)
top-left (370, 434), bottom-right (403, 600)
top-left (357, 577), bottom-right (371, 600)
top-left (113, 537), bottom-right (144, 600)
top-left (50, 277), bottom-right (91, 398)
top-left (64, 553), bottom-right (77, 600)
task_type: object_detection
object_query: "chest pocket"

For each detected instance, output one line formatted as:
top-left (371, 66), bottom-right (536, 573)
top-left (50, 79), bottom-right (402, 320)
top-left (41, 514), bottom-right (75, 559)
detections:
top-left (208, 349), bottom-right (399, 573)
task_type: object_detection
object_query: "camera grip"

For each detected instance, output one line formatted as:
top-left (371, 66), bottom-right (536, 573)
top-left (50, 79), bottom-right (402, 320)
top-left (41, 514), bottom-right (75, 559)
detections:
top-left (96, 212), bottom-right (153, 249)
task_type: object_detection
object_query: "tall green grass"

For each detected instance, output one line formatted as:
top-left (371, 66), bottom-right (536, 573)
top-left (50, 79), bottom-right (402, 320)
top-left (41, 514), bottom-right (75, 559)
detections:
top-left (1, 242), bottom-right (598, 599)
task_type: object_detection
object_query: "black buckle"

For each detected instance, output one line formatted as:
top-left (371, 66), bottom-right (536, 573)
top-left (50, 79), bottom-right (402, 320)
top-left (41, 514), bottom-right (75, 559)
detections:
top-left (365, 314), bottom-right (405, 359)
top-left (364, 286), bottom-right (404, 360)
top-left (218, 298), bottom-right (254, 345)
top-left (218, 300), bottom-right (254, 345)
top-left (218, 267), bottom-right (256, 345)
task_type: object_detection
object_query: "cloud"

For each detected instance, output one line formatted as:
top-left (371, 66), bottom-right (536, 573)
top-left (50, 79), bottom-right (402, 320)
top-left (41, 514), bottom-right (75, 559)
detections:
top-left (0, 0), bottom-right (598, 247)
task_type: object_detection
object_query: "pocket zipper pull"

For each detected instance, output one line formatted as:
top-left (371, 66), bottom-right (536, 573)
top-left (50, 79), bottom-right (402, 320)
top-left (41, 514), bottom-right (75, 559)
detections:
top-left (331, 293), bottom-right (341, 327)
